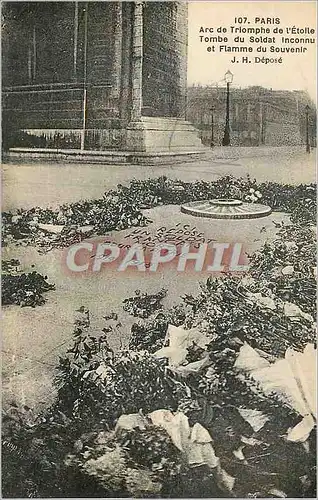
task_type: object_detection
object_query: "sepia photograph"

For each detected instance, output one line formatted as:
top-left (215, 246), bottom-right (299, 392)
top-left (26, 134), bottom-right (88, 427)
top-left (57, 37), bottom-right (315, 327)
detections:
top-left (1, 0), bottom-right (317, 498)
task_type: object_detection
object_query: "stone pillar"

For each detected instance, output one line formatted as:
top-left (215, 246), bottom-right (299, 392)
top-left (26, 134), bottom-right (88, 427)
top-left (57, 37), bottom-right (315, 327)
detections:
top-left (259, 102), bottom-right (263, 145)
top-left (73, 2), bottom-right (79, 79)
top-left (125, 1), bottom-right (205, 153)
top-left (175, 2), bottom-right (188, 118)
top-left (120, 2), bottom-right (133, 122)
top-left (111, 2), bottom-right (122, 115)
top-left (131, 1), bottom-right (143, 121)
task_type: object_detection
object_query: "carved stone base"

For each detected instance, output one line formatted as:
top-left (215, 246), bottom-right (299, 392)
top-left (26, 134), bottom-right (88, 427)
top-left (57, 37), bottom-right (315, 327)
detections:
top-left (11, 118), bottom-right (205, 154)
top-left (124, 116), bottom-right (205, 152)
top-left (7, 117), bottom-right (206, 157)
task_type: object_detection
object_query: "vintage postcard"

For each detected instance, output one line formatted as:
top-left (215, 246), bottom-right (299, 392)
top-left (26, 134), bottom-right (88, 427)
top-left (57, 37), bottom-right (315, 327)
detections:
top-left (1, 0), bottom-right (317, 498)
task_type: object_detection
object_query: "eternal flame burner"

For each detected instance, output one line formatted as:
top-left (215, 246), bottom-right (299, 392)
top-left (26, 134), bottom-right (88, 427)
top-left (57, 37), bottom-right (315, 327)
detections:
top-left (180, 198), bottom-right (272, 219)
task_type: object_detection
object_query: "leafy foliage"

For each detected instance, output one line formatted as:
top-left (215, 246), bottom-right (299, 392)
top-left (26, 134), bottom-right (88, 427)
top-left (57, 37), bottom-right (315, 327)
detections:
top-left (2, 176), bottom-right (316, 250)
top-left (54, 309), bottom-right (188, 435)
top-left (249, 222), bottom-right (316, 316)
top-left (2, 259), bottom-right (55, 306)
top-left (129, 304), bottom-right (187, 353)
top-left (2, 194), bottom-right (150, 251)
top-left (123, 288), bottom-right (168, 318)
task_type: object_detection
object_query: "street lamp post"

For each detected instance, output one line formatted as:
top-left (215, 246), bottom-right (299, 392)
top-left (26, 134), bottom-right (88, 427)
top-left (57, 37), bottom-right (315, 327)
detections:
top-left (305, 104), bottom-right (310, 153)
top-left (200, 112), bottom-right (204, 142)
top-left (210, 106), bottom-right (215, 147)
top-left (222, 70), bottom-right (233, 146)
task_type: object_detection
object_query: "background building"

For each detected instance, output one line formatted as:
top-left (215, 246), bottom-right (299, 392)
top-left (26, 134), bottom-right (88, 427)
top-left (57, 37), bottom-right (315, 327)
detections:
top-left (2, 1), bottom-right (202, 153)
top-left (187, 85), bottom-right (317, 147)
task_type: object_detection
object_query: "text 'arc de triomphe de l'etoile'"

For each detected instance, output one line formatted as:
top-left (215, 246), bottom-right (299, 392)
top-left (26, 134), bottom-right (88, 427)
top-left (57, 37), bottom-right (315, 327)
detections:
top-left (2, 1), bottom-right (203, 154)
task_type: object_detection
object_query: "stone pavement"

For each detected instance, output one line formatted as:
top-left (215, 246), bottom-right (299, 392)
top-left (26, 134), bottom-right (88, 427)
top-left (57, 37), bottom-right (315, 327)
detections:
top-left (2, 146), bottom-right (316, 211)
